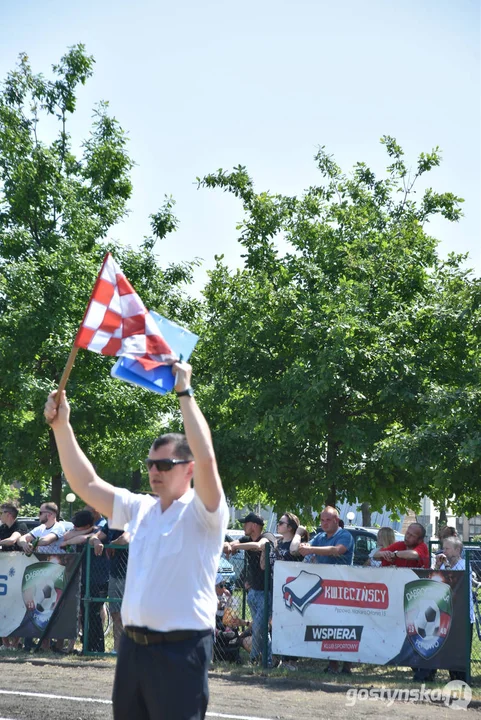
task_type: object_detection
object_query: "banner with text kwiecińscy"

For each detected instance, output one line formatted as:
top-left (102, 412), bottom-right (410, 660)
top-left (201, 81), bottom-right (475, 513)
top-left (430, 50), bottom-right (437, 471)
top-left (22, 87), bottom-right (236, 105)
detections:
top-left (0, 552), bottom-right (81, 638)
top-left (272, 563), bottom-right (468, 670)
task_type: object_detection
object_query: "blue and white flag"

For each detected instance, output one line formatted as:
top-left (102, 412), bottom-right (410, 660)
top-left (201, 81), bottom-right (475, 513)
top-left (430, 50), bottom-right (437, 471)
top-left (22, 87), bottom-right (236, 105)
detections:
top-left (111, 311), bottom-right (198, 394)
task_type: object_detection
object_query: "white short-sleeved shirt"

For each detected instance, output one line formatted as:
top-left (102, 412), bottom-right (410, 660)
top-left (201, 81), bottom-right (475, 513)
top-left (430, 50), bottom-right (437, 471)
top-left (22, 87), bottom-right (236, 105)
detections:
top-left (110, 487), bottom-right (229, 632)
top-left (30, 522), bottom-right (66, 554)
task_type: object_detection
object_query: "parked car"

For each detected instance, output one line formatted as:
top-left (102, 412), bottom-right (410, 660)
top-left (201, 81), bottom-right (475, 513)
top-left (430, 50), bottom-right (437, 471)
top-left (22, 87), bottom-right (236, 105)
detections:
top-left (224, 530), bottom-right (247, 589)
top-left (17, 517), bottom-right (39, 532)
top-left (217, 555), bottom-right (236, 591)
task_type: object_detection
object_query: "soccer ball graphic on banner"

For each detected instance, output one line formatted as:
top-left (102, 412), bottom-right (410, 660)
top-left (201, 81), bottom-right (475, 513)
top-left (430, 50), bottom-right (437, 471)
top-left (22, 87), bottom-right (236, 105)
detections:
top-left (35, 583), bottom-right (57, 613)
top-left (415, 603), bottom-right (441, 639)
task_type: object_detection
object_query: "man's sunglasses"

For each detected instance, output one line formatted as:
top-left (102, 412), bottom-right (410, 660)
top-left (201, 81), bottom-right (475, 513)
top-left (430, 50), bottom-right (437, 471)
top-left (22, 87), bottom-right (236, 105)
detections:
top-left (145, 458), bottom-right (191, 472)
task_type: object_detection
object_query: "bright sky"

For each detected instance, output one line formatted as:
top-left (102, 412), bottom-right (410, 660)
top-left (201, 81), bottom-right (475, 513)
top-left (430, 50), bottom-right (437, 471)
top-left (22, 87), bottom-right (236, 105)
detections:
top-left (1, 0), bottom-right (480, 291)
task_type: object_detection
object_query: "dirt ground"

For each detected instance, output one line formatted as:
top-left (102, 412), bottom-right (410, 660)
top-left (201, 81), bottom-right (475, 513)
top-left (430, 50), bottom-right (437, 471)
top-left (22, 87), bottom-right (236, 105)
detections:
top-left (0, 658), bottom-right (479, 720)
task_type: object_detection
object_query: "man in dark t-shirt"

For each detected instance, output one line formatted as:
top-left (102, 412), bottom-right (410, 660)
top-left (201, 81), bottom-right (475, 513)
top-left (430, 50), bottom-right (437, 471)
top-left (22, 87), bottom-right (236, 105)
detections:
top-left (0, 504), bottom-right (28, 648)
top-left (226, 513), bottom-right (276, 666)
top-left (0, 504), bottom-right (28, 551)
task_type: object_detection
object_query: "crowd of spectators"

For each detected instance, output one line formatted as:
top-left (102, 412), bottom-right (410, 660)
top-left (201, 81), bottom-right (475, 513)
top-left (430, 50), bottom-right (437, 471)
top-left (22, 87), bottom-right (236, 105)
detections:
top-left (0, 500), bottom-right (129, 654)
top-left (0, 500), bottom-right (474, 674)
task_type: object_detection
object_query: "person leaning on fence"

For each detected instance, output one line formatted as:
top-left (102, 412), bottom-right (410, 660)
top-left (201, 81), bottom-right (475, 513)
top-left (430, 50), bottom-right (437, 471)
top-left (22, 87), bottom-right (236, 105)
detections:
top-left (373, 522), bottom-right (429, 569)
top-left (59, 509), bottom-right (109, 653)
top-left (225, 512), bottom-right (277, 667)
top-left (0, 504), bottom-right (28, 552)
top-left (364, 527), bottom-right (396, 568)
top-left (44, 360), bottom-right (228, 720)
top-left (106, 528), bottom-right (129, 653)
top-left (17, 502), bottom-right (66, 555)
top-left (426, 536), bottom-right (473, 683)
top-left (0, 504), bottom-right (29, 650)
top-left (263, 512), bottom-right (307, 671)
top-left (298, 506), bottom-right (354, 674)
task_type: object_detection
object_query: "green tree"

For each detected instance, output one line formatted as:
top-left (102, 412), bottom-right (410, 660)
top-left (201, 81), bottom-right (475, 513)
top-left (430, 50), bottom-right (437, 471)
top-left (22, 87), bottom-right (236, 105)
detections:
top-left (0, 47), bottom-right (200, 509)
top-left (195, 139), bottom-right (478, 517)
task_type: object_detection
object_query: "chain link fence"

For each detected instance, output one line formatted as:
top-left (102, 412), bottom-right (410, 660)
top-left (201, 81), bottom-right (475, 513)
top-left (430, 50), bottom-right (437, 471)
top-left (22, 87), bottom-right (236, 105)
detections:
top-left (77, 538), bottom-right (481, 687)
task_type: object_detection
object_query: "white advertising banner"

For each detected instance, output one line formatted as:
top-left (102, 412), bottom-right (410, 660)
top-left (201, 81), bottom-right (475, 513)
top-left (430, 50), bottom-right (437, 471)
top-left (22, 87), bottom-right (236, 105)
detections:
top-left (272, 562), bottom-right (467, 669)
top-left (0, 552), bottom-right (81, 638)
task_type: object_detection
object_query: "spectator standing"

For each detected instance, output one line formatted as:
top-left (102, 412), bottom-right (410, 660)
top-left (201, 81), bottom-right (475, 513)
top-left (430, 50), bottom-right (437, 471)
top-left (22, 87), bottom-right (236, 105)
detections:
top-left (60, 509), bottom-right (97, 653)
top-left (106, 529), bottom-right (129, 652)
top-left (273, 513), bottom-right (308, 561)
top-left (17, 502), bottom-right (66, 555)
top-left (44, 361), bottom-right (228, 720)
top-left (226, 513), bottom-right (276, 667)
top-left (298, 506), bottom-right (354, 567)
top-left (427, 536), bottom-right (473, 683)
top-left (373, 523), bottom-right (429, 569)
top-left (0, 504), bottom-right (28, 551)
top-left (0, 504), bottom-right (28, 649)
top-left (267, 512), bottom-right (307, 670)
top-left (298, 506), bottom-right (354, 673)
top-left (364, 527), bottom-right (396, 568)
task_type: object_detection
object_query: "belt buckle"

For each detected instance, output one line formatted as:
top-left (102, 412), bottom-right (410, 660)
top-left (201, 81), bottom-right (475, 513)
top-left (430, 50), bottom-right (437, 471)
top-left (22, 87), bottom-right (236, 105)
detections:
top-left (138, 632), bottom-right (149, 646)
top-left (133, 630), bottom-right (149, 645)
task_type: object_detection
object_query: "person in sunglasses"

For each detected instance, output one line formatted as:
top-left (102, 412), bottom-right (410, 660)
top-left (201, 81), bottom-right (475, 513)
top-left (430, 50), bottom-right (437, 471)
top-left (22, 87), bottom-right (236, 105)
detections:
top-left (44, 361), bottom-right (228, 720)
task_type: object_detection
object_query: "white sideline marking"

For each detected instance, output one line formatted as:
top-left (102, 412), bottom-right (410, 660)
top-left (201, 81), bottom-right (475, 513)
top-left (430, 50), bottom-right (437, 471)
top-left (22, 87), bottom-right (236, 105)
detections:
top-left (0, 689), bottom-right (111, 704)
top-left (0, 690), bottom-right (275, 720)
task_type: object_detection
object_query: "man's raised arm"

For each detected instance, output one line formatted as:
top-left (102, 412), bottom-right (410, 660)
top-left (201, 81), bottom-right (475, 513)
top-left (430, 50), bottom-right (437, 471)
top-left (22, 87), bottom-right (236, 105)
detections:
top-left (44, 390), bottom-right (116, 519)
top-left (173, 362), bottom-right (223, 513)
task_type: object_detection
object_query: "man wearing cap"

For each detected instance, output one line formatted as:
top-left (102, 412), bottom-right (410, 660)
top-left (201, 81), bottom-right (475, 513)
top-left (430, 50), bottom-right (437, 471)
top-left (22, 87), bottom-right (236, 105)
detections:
top-left (44, 361), bottom-right (229, 720)
top-left (225, 512), bottom-right (276, 666)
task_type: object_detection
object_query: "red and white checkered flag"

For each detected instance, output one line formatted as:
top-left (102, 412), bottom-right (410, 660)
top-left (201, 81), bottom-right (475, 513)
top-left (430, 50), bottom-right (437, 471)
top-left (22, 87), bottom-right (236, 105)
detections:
top-left (74, 253), bottom-right (177, 370)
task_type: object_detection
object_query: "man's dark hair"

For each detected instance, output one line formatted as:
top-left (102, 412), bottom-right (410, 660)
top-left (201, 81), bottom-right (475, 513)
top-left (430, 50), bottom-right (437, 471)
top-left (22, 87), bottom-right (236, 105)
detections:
top-left (152, 433), bottom-right (193, 461)
top-left (1, 504), bottom-right (18, 519)
top-left (72, 510), bottom-right (94, 529)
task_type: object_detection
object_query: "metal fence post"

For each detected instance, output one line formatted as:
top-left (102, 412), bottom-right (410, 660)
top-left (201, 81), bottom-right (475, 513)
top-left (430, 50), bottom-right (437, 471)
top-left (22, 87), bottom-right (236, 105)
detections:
top-left (242, 553), bottom-right (247, 622)
top-left (83, 543), bottom-right (91, 655)
top-left (466, 548), bottom-right (472, 685)
top-left (262, 543), bottom-right (270, 669)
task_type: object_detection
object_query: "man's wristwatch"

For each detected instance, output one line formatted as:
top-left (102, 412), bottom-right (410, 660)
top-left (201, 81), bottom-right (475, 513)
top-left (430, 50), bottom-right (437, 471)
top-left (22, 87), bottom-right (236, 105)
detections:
top-left (176, 387), bottom-right (194, 398)
top-left (393, 550), bottom-right (398, 558)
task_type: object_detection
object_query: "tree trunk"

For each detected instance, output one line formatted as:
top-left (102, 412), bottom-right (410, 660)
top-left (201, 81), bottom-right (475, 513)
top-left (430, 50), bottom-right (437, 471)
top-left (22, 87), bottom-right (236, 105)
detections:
top-left (325, 436), bottom-right (340, 507)
top-left (361, 502), bottom-right (372, 526)
top-left (48, 427), bottom-right (63, 513)
top-left (51, 472), bottom-right (62, 512)
top-left (325, 484), bottom-right (336, 507)
top-left (131, 468), bottom-right (142, 492)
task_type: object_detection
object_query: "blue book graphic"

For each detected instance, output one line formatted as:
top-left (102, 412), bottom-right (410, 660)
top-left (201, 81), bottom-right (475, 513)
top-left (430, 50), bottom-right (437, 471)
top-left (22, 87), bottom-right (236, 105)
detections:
top-left (111, 311), bottom-right (199, 394)
top-left (282, 571), bottom-right (324, 614)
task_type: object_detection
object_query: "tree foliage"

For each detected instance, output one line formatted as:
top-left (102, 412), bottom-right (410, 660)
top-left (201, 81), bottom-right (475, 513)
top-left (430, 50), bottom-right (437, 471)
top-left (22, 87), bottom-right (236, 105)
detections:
top-left (0, 46), bottom-right (201, 507)
top-left (195, 139), bottom-right (480, 517)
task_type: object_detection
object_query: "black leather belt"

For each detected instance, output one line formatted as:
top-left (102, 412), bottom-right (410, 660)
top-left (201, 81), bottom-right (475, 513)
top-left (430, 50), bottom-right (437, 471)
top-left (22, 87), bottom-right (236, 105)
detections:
top-left (124, 626), bottom-right (208, 646)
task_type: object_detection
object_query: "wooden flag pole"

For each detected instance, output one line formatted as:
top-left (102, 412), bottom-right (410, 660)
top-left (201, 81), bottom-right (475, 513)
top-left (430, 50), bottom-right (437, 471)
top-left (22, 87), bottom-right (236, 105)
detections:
top-left (55, 346), bottom-right (79, 406)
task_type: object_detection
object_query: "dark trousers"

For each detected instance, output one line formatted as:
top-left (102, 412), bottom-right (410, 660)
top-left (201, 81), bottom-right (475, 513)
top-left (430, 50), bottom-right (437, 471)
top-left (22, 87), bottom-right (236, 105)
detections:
top-left (112, 630), bottom-right (213, 720)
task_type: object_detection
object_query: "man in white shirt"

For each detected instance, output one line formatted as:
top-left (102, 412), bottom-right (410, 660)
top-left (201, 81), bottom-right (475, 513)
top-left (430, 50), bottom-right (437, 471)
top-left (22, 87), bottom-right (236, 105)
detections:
top-left (44, 361), bottom-right (228, 720)
top-left (17, 502), bottom-right (66, 554)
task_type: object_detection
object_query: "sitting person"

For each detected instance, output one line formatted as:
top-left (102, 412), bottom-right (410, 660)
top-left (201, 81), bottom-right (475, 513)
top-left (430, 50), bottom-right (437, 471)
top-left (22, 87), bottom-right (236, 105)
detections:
top-left (213, 575), bottom-right (253, 662)
top-left (213, 574), bottom-right (239, 663)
